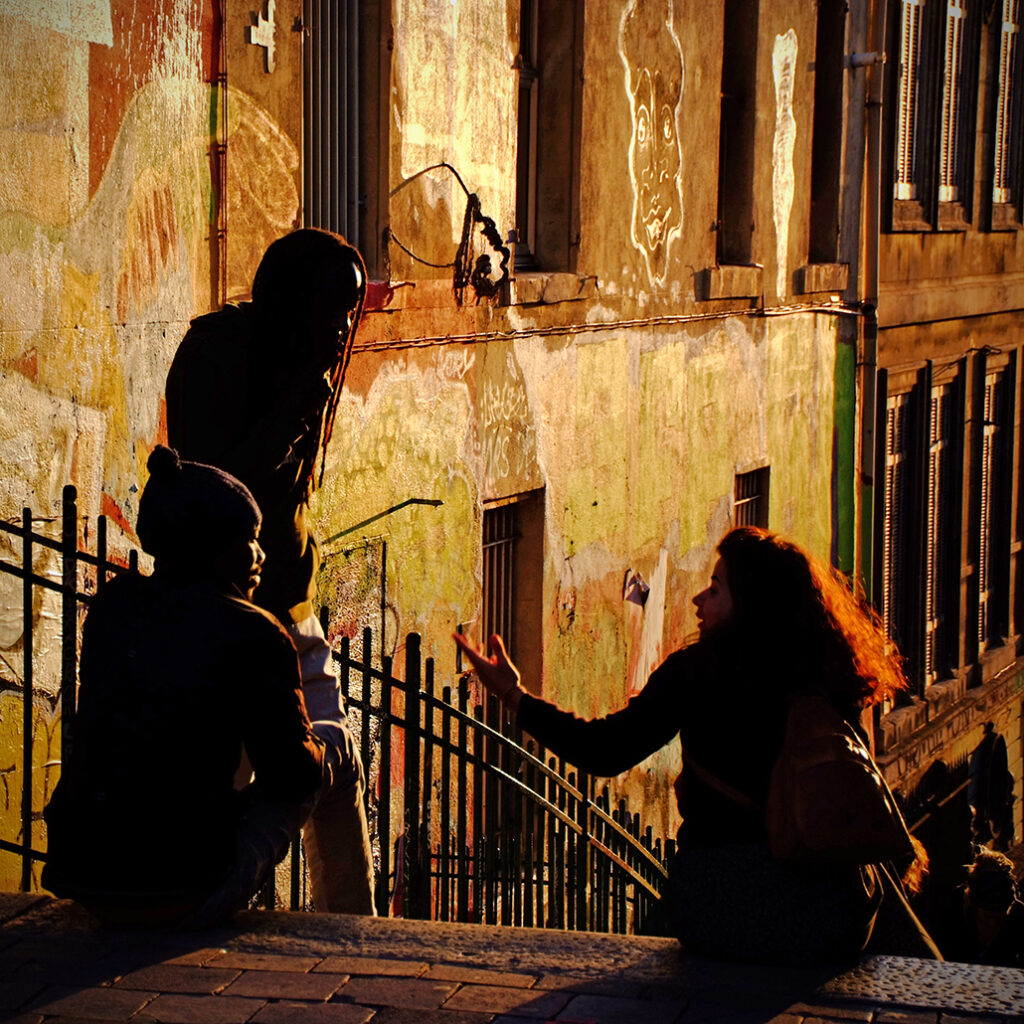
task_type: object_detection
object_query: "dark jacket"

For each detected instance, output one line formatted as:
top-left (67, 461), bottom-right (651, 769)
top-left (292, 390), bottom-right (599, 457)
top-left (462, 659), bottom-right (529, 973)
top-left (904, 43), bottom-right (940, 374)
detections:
top-left (165, 304), bottom-right (319, 621)
top-left (43, 571), bottom-right (324, 899)
top-left (517, 642), bottom-right (790, 848)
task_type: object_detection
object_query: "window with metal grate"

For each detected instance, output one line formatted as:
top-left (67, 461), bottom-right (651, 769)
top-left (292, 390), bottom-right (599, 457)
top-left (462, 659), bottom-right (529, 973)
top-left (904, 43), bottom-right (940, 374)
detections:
top-left (303, 0), bottom-right (360, 244)
top-left (734, 467), bottom-right (770, 528)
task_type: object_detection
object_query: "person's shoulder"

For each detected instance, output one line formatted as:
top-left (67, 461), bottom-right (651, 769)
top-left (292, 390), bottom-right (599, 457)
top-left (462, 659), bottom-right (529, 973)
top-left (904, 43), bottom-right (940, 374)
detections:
top-left (86, 570), bottom-right (151, 611)
top-left (177, 302), bottom-right (254, 354)
top-left (653, 642), bottom-right (706, 679)
top-left (208, 589), bottom-right (293, 644)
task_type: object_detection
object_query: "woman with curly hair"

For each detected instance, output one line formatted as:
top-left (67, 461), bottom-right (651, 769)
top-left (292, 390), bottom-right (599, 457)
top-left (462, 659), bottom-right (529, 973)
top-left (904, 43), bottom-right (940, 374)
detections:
top-left (456, 527), bottom-right (937, 964)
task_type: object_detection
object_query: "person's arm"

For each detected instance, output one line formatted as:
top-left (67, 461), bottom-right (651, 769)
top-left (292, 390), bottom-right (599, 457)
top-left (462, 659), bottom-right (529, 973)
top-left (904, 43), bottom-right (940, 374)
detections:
top-left (454, 633), bottom-right (684, 777)
top-left (240, 625), bottom-right (325, 803)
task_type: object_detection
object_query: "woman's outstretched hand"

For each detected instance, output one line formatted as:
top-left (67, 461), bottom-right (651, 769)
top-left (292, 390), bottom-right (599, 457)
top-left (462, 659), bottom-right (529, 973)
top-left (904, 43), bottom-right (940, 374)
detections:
top-left (453, 632), bottom-right (524, 712)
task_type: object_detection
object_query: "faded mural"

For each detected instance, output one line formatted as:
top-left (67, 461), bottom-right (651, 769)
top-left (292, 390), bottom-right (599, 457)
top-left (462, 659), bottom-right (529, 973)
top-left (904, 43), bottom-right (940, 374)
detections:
top-left (619, 0), bottom-right (684, 286)
top-left (0, 0), bottom-right (301, 887)
top-left (772, 29), bottom-right (798, 299)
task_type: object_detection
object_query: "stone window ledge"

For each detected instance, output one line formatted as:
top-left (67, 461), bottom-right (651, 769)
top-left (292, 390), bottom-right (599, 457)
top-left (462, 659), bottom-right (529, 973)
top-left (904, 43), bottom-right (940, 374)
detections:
top-left (796, 263), bottom-right (848, 295)
top-left (697, 264), bottom-right (763, 300)
top-left (504, 272), bottom-right (599, 307)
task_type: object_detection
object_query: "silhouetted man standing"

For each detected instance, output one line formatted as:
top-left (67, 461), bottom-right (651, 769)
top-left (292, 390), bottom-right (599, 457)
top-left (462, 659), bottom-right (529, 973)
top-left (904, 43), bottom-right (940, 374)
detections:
top-left (166, 228), bottom-right (374, 914)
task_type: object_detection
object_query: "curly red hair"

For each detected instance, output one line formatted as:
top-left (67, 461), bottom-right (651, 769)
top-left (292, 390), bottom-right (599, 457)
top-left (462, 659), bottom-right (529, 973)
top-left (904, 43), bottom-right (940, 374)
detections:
top-left (715, 527), bottom-right (907, 710)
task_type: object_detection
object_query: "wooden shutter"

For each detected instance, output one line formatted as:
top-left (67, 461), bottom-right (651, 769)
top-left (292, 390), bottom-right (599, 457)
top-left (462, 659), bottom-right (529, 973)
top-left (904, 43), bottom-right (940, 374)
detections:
top-left (938, 1), bottom-right (965, 201)
top-left (896, 0), bottom-right (926, 199)
top-left (993, 0), bottom-right (1020, 203)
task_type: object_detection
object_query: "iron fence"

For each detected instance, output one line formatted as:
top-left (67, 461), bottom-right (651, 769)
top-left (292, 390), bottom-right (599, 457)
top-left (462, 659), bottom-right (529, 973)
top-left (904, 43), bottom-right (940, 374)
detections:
top-left (0, 484), bottom-right (671, 933)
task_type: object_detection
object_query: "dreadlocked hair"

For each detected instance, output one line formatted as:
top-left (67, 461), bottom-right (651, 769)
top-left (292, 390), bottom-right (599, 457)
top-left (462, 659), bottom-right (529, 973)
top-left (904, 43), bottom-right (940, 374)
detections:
top-left (252, 229), bottom-right (367, 499)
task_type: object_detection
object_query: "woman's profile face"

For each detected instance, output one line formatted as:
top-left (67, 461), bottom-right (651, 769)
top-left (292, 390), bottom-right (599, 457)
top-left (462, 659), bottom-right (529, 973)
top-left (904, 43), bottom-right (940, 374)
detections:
top-left (693, 557), bottom-right (734, 637)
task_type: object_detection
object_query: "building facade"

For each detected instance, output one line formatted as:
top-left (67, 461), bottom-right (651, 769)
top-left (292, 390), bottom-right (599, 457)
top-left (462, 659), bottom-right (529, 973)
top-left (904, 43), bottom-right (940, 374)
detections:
top-left (3, 0), bottom-right (993, 893)
top-left (865, 0), bottom-right (1024, 889)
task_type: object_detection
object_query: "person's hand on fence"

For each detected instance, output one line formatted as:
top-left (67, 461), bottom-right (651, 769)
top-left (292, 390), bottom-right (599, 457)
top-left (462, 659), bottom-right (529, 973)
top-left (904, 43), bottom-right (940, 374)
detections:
top-left (453, 632), bottom-right (524, 713)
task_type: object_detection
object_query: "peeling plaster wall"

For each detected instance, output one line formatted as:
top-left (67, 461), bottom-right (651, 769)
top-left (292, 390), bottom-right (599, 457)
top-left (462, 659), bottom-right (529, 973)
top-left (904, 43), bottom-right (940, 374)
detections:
top-left (0, 0), bottom-right (843, 876)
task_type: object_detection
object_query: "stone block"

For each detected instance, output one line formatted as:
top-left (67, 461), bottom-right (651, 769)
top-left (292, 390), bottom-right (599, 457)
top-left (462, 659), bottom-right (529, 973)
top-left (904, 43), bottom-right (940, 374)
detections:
top-left (557, 992), bottom-right (687, 1023)
top-left (442, 982), bottom-right (571, 1016)
top-left (114, 964), bottom-right (239, 994)
top-left (29, 984), bottom-right (157, 1020)
top-left (424, 963), bottom-right (537, 988)
top-left (220, 969), bottom-right (347, 1001)
top-left (211, 952), bottom-right (323, 973)
top-left (252, 1000), bottom-right (374, 1024)
top-left (315, 955), bottom-right (428, 977)
top-left (335, 976), bottom-right (457, 1010)
top-left (135, 992), bottom-right (266, 1023)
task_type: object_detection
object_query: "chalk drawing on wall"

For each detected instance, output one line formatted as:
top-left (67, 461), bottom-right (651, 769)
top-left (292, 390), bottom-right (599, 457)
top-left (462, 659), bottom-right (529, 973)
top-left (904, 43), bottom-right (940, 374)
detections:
top-left (480, 350), bottom-right (537, 495)
top-left (772, 29), bottom-right (798, 299)
top-left (619, 0), bottom-right (684, 286)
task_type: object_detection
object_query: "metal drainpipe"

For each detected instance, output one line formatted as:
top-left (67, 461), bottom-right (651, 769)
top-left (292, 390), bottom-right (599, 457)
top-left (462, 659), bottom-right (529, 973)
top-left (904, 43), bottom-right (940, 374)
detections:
top-left (857, 0), bottom-right (888, 599)
top-left (209, 0), bottom-right (228, 308)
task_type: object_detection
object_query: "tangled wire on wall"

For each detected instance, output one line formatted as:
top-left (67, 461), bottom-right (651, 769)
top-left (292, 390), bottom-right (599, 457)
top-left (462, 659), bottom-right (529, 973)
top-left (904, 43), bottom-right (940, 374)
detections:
top-left (383, 162), bottom-right (511, 305)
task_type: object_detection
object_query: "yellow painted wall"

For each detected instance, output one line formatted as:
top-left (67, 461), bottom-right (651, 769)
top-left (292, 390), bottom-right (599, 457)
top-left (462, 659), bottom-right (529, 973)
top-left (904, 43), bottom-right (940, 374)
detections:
top-left (0, 0), bottom-right (841, 876)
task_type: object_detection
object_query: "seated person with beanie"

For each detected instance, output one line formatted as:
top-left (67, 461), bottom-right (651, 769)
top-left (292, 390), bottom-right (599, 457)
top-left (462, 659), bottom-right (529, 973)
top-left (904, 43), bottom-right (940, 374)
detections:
top-left (43, 446), bottom-right (328, 926)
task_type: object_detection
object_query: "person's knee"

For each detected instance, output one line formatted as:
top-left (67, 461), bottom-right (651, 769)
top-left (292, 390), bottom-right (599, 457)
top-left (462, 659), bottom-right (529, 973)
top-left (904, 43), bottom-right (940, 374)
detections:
top-left (311, 719), bottom-right (364, 792)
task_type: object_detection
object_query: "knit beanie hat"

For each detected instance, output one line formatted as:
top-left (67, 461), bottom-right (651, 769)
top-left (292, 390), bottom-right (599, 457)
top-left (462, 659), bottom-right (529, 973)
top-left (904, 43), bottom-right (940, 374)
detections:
top-left (136, 446), bottom-right (261, 565)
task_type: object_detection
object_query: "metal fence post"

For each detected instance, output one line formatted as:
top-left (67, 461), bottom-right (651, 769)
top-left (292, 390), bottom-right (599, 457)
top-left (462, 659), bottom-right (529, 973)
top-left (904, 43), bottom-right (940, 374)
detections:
top-left (60, 485), bottom-right (78, 771)
top-left (402, 634), bottom-right (421, 918)
top-left (21, 508), bottom-right (33, 891)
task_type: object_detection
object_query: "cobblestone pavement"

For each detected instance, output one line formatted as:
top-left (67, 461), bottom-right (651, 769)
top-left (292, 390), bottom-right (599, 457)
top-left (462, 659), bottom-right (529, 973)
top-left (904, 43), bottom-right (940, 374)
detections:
top-left (2, 893), bottom-right (1022, 1024)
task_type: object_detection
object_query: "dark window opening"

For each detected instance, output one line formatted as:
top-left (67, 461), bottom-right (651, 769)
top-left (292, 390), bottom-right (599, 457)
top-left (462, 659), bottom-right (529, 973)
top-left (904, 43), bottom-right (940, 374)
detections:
top-left (808, 0), bottom-right (846, 263)
top-left (482, 493), bottom-right (544, 693)
top-left (734, 467), bottom-right (770, 528)
top-left (979, 368), bottom-right (1013, 652)
top-left (717, 0), bottom-right (759, 265)
top-left (513, 0), bottom-right (583, 273)
top-left (303, 0), bottom-right (361, 245)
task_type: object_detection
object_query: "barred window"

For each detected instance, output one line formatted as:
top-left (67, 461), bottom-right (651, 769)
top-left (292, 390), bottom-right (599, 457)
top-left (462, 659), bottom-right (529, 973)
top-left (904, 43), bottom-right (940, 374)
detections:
top-left (734, 468), bottom-right (770, 528)
top-left (482, 504), bottom-right (519, 653)
top-left (481, 492), bottom-right (544, 684)
top-left (303, 0), bottom-right (361, 243)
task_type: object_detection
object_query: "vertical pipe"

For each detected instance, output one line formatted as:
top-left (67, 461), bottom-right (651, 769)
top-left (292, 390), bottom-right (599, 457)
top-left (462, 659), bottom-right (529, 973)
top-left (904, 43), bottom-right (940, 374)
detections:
top-left (858, 0), bottom-right (889, 594)
top-left (21, 509), bottom-right (33, 892)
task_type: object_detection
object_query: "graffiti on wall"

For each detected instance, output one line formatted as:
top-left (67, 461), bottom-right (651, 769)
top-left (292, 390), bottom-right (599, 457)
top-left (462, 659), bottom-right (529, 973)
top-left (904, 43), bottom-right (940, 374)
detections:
top-left (480, 349), bottom-right (537, 492)
top-left (619, 0), bottom-right (684, 286)
top-left (0, 0), bottom-right (306, 886)
top-left (772, 30), bottom-right (798, 299)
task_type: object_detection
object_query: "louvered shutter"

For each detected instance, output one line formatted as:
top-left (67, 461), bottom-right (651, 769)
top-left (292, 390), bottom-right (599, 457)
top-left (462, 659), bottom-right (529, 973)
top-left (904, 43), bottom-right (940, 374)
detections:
top-left (938, 1), bottom-right (965, 201)
top-left (896, 0), bottom-right (926, 200)
top-left (993, 0), bottom-right (1019, 203)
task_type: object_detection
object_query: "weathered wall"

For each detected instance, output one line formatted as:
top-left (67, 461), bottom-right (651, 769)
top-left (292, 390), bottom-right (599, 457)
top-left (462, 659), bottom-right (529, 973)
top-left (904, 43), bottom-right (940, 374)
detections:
top-left (0, 0), bottom-right (842, 879)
